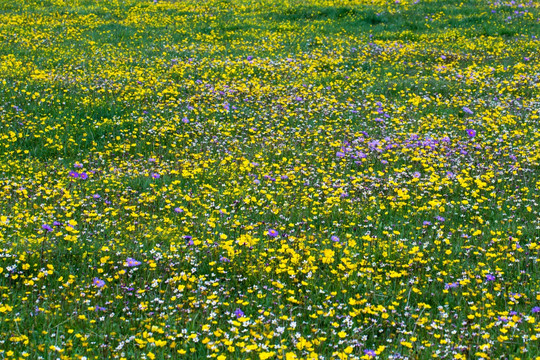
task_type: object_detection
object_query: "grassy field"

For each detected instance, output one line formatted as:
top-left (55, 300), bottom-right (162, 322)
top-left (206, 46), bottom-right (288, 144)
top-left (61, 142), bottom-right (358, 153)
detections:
top-left (0, 0), bottom-right (540, 359)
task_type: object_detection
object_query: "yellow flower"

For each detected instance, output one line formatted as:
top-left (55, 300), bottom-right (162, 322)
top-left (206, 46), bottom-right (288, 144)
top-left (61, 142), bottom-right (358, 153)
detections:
top-left (260, 352), bottom-right (275, 360)
top-left (286, 352), bottom-right (298, 360)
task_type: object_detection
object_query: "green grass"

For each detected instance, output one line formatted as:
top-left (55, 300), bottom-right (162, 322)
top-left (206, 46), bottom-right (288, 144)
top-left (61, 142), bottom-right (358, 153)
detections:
top-left (0, 0), bottom-right (539, 359)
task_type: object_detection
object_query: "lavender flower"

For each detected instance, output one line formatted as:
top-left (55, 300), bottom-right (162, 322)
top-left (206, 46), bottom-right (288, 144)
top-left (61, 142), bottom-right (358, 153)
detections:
top-left (364, 349), bottom-right (376, 357)
top-left (93, 278), bottom-right (105, 288)
top-left (466, 129), bottom-right (476, 138)
top-left (462, 106), bottom-right (474, 114)
top-left (126, 258), bottom-right (141, 267)
top-left (268, 229), bottom-right (279, 238)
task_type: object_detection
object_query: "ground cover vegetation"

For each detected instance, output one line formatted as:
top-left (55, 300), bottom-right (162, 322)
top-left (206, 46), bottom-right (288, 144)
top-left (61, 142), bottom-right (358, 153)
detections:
top-left (0, 0), bottom-right (539, 358)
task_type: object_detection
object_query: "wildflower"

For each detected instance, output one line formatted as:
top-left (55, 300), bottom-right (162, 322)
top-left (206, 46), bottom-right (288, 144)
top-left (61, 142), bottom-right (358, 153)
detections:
top-left (486, 274), bottom-right (496, 281)
top-left (69, 171), bottom-right (79, 178)
top-left (364, 349), bottom-right (376, 357)
top-left (234, 308), bottom-right (244, 318)
top-left (331, 235), bottom-right (340, 242)
top-left (42, 224), bottom-right (53, 232)
top-left (174, 207), bottom-right (183, 213)
top-left (466, 129), bottom-right (476, 138)
top-left (126, 258), bottom-right (141, 267)
top-left (151, 173), bottom-right (160, 179)
top-left (462, 106), bottom-right (474, 114)
top-left (532, 307), bottom-right (540, 314)
top-left (93, 278), bottom-right (105, 288)
top-left (80, 172), bottom-right (88, 180)
top-left (268, 229), bottom-right (278, 238)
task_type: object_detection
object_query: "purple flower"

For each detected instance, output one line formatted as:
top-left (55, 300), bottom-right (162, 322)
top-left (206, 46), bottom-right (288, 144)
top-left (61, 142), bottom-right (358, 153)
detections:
top-left (53, 221), bottom-right (62, 226)
top-left (532, 307), bottom-right (540, 314)
top-left (74, 163), bottom-right (83, 169)
top-left (268, 229), bottom-right (279, 238)
top-left (174, 207), bottom-right (184, 213)
top-left (95, 305), bottom-right (107, 312)
top-left (93, 278), bottom-right (105, 288)
top-left (413, 172), bottom-right (421, 178)
top-left (93, 194), bottom-right (101, 199)
top-left (364, 349), bottom-right (376, 357)
top-left (445, 282), bottom-right (459, 290)
top-left (80, 172), bottom-right (88, 180)
top-left (486, 274), bottom-right (496, 281)
top-left (69, 171), bottom-right (79, 178)
top-left (336, 151), bottom-right (345, 158)
top-left (182, 117), bottom-right (189, 124)
top-left (331, 236), bottom-right (340, 242)
top-left (466, 129), bottom-right (476, 138)
top-left (126, 258), bottom-right (141, 267)
top-left (435, 216), bottom-right (445, 222)
top-left (462, 106), bottom-right (474, 115)
top-left (151, 173), bottom-right (160, 179)
top-left (423, 221), bottom-right (432, 226)
top-left (234, 308), bottom-right (245, 318)
top-left (42, 224), bottom-right (53, 232)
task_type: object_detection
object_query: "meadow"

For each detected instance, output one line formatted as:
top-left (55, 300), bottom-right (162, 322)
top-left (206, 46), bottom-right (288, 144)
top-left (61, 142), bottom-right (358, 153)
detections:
top-left (0, 0), bottom-right (539, 358)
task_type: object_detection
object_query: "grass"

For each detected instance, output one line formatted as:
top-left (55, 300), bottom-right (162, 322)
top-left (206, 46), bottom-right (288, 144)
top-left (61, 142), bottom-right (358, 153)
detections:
top-left (0, 0), bottom-right (539, 359)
